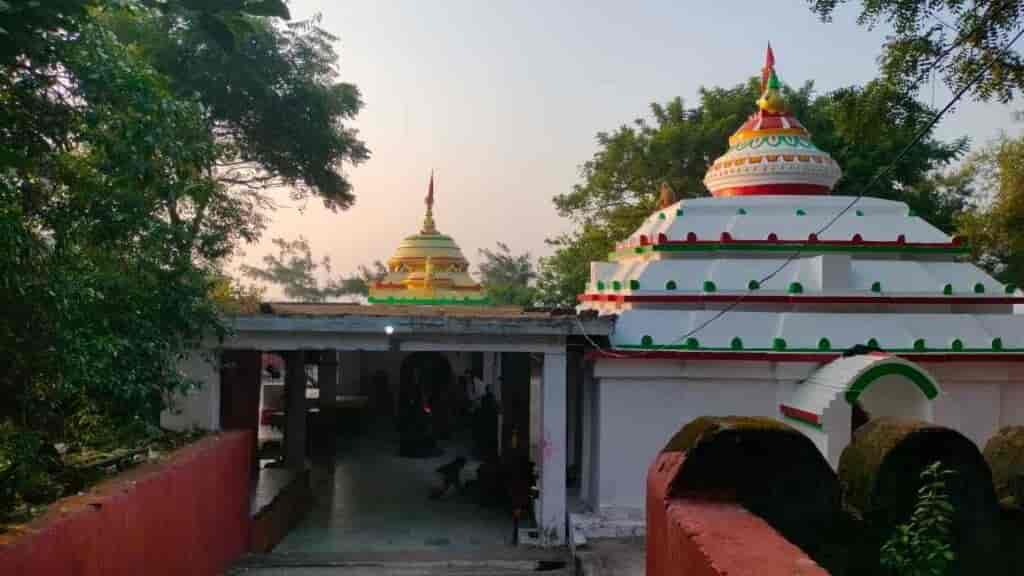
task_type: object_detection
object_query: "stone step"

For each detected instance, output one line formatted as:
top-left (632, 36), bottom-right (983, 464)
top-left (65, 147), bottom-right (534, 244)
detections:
top-left (227, 551), bottom-right (571, 576)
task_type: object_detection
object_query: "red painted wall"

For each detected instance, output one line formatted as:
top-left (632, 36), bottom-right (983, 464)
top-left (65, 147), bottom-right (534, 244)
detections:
top-left (647, 450), bottom-right (829, 576)
top-left (0, 431), bottom-right (253, 576)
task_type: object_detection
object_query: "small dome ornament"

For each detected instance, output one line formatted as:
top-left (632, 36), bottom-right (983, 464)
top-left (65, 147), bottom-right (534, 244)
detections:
top-left (368, 173), bottom-right (488, 305)
top-left (702, 45), bottom-right (842, 197)
top-left (657, 181), bottom-right (677, 209)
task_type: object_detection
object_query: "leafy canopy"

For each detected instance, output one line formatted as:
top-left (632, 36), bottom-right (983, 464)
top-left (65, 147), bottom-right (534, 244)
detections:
top-left (101, 2), bottom-right (369, 209)
top-left (957, 133), bottom-right (1024, 287)
top-left (809, 0), bottom-right (1024, 102)
top-left (241, 236), bottom-right (386, 301)
top-left (537, 78), bottom-right (966, 306)
top-left (477, 242), bottom-right (539, 307)
top-left (0, 0), bottom-right (366, 520)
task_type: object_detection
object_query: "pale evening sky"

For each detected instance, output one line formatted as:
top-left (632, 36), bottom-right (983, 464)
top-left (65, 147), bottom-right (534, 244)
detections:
top-left (237, 1), bottom-right (1020, 297)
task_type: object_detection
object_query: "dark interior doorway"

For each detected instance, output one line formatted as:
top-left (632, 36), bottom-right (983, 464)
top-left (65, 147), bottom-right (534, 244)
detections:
top-left (398, 352), bottom-right (453, 456)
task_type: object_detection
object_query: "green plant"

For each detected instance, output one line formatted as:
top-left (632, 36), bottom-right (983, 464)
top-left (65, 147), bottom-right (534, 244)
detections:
top-left (0, 423), bottom-right (63, 524)
top-left (880, 461), bottom-right (956, 576)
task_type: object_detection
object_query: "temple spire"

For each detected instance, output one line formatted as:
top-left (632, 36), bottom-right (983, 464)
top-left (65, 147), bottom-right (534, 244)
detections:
top-left (760, 42), bottom-right (775, 94)
top-left (757, 44), bottom-right (787, 114)
top-left (421, 171), bottom-right (438, 234)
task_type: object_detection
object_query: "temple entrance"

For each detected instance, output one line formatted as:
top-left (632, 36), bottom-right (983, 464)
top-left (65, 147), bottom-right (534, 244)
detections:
top-left (847, 361), bottom-right (939, 423)
top-left (270, 350), bottom-right (539, 554)
top-left (786, 355), bottom-right (942, 468)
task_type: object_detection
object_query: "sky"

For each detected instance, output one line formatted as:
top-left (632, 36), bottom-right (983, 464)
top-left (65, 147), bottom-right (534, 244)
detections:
top-left (237, 0), bottom-right (1021, 297)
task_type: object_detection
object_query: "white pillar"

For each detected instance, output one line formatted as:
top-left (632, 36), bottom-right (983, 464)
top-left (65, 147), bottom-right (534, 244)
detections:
top-left (539, 351), bottom-right (567, 545)
top-left (580, 361), bottom-right (594, 506)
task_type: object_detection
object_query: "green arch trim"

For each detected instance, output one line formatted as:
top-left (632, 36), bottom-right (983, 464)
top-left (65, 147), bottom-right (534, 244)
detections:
top-left (844, 362), bottom-right (939, 404)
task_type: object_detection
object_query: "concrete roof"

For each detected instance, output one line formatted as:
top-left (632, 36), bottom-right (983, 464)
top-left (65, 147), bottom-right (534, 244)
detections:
top-left (230, 302), bottom-right (614, 338)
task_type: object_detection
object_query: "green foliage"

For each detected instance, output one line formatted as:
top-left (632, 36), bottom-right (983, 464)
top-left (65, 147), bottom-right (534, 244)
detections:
top-left (538, 77), bottom-right (965, 305)
top-left (0, 0), bottom-right (365, 522)
top-left (209, 275), bottom-right (265, 314)
top-left (101, 4), bottom-right (369, 208)
top-left (0, 423), bottom-right (62, 521)
top-left (809, 0), bottom-right (1024, 103)
top-left (478, 242), bottom-right (539, 306)
top-left (241, 236), bottom-right (386, 300)
top-left (880, 461), bottom-right (957, 576)
top-left (957, 134), bottom-right (1024, 288)
top-left (335, 261), bottom-right (389, 297)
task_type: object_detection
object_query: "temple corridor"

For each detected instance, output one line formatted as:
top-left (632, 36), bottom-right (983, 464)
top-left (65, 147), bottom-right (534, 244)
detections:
top-left (273, 419), bottom-right (512, 554)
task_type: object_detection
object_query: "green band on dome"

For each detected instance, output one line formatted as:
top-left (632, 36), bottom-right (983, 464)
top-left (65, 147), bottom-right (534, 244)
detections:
top-left (845, 362), bottom-right (939, 403)
top-left (368, 296), bottom-right (491, 306)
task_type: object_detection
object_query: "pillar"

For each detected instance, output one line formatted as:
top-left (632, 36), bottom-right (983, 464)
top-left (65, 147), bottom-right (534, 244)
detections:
top-left (580, 361), bottom-right (594, 506)
top-left (483, 352), bottom-right (497, 396)
top-left (219, 350), bottom-right (262, 476)
top-left (284, 350), bottom-right (307, 470)
top-left (539, 351), bottom-right (567, 545)
top-left (318, 350), bottom-right (339, 467)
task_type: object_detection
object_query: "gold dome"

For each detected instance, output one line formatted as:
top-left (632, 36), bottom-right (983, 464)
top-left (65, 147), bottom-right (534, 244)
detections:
top-left (368, 175), bottom-right (489, 305)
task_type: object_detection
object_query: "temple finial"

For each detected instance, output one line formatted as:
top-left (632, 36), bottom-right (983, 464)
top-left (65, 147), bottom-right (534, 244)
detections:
top-left (760, 42), bottom-right (775, 94)
top-left (422, 171), bottom-right (438, 234)
top-left (757, 44), bottom-right (787, 114)
top-left (658, 181), bottom-right (676, 209)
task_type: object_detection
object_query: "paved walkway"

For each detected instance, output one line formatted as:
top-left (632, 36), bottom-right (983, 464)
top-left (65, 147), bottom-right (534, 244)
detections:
top-left (273, 422), bottom-right (512, 554)
top-left (575, 538), bottom-right (645, 576)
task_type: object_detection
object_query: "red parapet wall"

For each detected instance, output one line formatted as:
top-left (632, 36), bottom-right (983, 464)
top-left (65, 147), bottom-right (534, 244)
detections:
top-left (647, 451), bottom-right (828, 576)
top-left (0, 431), bottom-right (253, 576)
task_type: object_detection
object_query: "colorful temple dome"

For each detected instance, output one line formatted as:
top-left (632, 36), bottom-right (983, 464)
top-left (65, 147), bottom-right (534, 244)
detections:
top-left (703, 46), bottom-right (842, 197)
top-left (577, 46), bottom-right (1024, 361)
top-left (368, 175), bottom-right (489, 305)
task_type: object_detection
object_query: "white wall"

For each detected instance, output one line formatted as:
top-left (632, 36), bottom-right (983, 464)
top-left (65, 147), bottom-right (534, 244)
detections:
top-left (933, 379), bottom-right (1002, 448)
top-left (161, 352), bottom-right (220, 431)
top-left (593, 371), bottom-right (778, 511)
top-left (1002, 380), bottom-right (1024, 427)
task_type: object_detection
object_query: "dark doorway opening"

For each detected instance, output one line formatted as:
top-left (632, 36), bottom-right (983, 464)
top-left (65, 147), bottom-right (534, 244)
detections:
top-left (398, 352), bottom-right (453, 457)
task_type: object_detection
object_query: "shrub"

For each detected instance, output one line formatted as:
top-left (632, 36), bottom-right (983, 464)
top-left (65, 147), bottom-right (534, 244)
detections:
top-left (880, 461), bottom-right (956, 576)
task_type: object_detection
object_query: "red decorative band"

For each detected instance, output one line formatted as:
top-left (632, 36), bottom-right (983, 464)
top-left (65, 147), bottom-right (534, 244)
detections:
top-left (711, 184), bottom-right (830, 197)
top-left (577, 294), bottom-right (1024, 305)
top-left (585, 350), bottom-right (1024, 363)
top-left (779, 404), bottom-right (822, 426)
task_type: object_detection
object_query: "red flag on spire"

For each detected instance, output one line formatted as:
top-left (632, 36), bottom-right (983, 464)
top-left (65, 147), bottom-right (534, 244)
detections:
top-left (426, 170), bottom-right (434, 209)
top-left (761, 43), bottom-right (776, 94)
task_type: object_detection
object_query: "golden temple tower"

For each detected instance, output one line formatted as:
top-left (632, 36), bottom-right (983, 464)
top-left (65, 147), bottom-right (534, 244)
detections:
top-left (368, 174), bottom-right (489, 305)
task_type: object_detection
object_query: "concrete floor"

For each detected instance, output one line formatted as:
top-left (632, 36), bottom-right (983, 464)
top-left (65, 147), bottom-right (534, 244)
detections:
top-left (575, 538), bottom-right (645, 576)
top-left (273, 421), bottom-right (514, 554)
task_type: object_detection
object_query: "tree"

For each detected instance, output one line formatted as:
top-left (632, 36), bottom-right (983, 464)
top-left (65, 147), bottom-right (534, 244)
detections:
top-left (209, 275), bottom-right (265, 314)
top-left (478, 242), bottom-right (539, 307)
top-left (809, 0), bottom-right (1024, 103)
top-left (0, 0), bottom-right (366, 520)
top-left (537, 77), bottom-right (967, 306)
top-left (101, 2), bottom-right (370, 209)
top-left (240, 236), bottom-right (385, 300)
top-left (957, 134), bottom-right (1024, 287)
top-left (334, 262), bottom-right (389, 297)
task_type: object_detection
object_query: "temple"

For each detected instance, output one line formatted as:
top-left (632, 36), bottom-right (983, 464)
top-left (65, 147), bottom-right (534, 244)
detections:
top-left (368, 173), bottom-right (488, 305)
top-left (574, 47), bottom-right (1024, 518)
top-left (163, 47), bottom-right (1024, 548)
